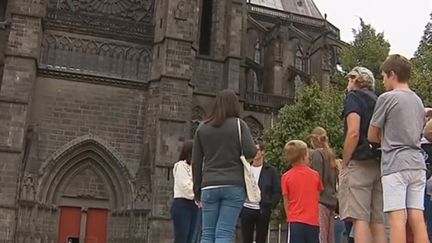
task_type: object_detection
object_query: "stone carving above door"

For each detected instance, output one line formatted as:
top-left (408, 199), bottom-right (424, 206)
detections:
top-left (46, 0), bottom-right (154, 39)
top-left (61, 0), bottom-right (153, 22)
top-left (21, 173), bottom-right (37, 202)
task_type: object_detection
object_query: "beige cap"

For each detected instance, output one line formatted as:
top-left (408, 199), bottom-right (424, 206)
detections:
top-left (346, 66), bottom-right (375, 83)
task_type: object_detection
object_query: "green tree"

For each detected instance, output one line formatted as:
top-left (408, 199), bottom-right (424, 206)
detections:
top-left (264, 83), bottom-right (344, 222)
top-left (412, 13), bottom-right (432, 106)
top-left (338, 19), bottom-right (391, 93)
top-left (264, 83), bottom-right (344, 173)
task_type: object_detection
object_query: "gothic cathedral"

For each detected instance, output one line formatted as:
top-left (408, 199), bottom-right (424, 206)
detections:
top-left (0, 0), bottom-right (343, 242)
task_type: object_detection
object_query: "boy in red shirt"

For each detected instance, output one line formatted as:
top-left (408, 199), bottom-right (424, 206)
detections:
top-left (281, 140), bottom-right (323, 243)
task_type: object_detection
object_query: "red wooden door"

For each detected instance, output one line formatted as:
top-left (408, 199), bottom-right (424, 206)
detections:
top-left (58, 207), bottom-right (81, 243)
top-left (85, 209), bottom-right (108, 243)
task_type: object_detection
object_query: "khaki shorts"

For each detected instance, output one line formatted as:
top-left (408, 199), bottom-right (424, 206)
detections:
top-left (338, 159), bottom-right (384, 224)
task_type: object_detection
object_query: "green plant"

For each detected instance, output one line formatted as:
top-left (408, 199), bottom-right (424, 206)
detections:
top-left (264, 83), bottom-right (345, 222)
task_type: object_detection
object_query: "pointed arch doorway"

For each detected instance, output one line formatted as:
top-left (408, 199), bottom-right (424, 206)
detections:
top-left (38, 136), bottom-right (134, 243)
top-left (55, 159), bottom-right (113, 243)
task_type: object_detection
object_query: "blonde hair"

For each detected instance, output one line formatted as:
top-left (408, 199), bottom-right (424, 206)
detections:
top-left (335, 159), bottom-right (342, 172)
top-left (284, 140), bottom-right (308, 164)
top-left (354, 74), bottom-right (375, 90)
top-left (347, 67), bottom-right (375, 90)
top-left (310, 127), bottom-right (337, 169)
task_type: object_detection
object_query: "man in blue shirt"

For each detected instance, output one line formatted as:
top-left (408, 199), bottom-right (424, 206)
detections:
top-left (339, 66), bottom-right (386, 243)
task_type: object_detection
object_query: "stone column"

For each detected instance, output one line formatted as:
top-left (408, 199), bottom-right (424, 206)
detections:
top-left (0, 0), bottom-right (45, 241)
top-left (146, 0), bottom-right (197, 242)
top-left (224, 0), bottom-right (246, 92)
top-left (271, 35), bottom-right (285, 96)
top-left (320, 47), bottom-right (332, 90)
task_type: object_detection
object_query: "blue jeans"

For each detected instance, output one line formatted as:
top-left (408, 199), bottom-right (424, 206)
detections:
top-left (344, 221), bottom-right (354, 243)
top-left (288, 222), bottom-right (319, 243)
top-left (170, 198), bottom-right (200, 243)
top-left (334, 217), bottom-right (345, 243)
top-left (424, 194), bottom-right (432, 241)
top-left (192, 209), bottom-right (202, 243)
top-left (201, 186), bottom-right (245, 243)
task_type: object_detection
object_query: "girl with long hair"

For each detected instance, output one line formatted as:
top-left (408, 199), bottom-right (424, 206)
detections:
top-left (171, 140), bottom-right (199, 243)
top-left (192, 89), bottom-right (257, 243)
top-left (310, 127), bottom-right (338, 243)
top-left (239, 141), bottom-right (281, 243)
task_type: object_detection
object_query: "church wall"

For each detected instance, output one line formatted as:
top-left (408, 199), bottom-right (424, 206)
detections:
top-left (0, 24), bottom-right (6, 64)
top-left (310, 51), bottom-right (324, 82)
top-left (241, 110), bottom-right (273, 130)
top-left (211, 0), bottom-right (228, 58)
top-left (0, 0), bottom-right (44, 240)
top-left (191, 57), bottom-right (224, 92)
top-left (30, 77), bottom-right (147, 176)
top-left (11, 76), bottom-right (151, 242)
top-left (263, 39), bottom-right (276, 94)
top-left (192, 93), bottom-right (271, 140)
top-left (192, 93), bottom-right (215, 114)
top-left (0, 152), bottom-right (19, 240)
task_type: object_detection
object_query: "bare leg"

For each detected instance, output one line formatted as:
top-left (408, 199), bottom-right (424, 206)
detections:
top-left (388, 210), bottom-right (406, 243)
top-left (370, 223), bottom-right (387, 243)
top-left (407, 209), bottom-right (429, 243)
top-left (354, 220), bottom-right (372, 243)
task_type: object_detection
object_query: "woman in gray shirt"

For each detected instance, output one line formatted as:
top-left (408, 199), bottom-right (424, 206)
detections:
top-left (192, 89), bottom-right (257, 243)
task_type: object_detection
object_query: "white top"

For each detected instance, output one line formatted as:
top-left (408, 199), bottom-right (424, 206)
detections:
top-left (243, 165), bottom-right (263, 210)
top-left (202, 185), bottom-right (231, 190)
top-left (173, 160), bottom-right (194, 200)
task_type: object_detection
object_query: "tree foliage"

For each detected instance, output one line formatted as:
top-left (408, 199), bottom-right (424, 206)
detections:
top-left (339, 19), bottom-right (391, 93)
top-left (264, 83), bottom-right (344, 222)
top-left (264, 83), bottom-right (344, 172)
top-left (412, 13), bottom-right (432, 106)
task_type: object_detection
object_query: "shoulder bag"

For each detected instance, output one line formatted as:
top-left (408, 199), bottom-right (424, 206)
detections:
top-left (237, 118), bottom-right (261, 203)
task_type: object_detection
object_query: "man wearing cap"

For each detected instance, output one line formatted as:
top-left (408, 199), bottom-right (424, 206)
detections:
top-left (339, 67), bottom-right (386, 243)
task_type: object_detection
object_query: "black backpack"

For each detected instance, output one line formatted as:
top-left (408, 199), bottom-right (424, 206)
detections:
top-left (422, 142), bottom-right (432, 179)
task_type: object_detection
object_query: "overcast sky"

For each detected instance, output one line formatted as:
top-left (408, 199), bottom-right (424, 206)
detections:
top-left (314, 0), bottom-right (432, 58)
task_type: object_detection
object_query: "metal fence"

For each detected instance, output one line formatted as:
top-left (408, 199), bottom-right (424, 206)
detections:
top-left (235, 223), bottom-right (288, 243)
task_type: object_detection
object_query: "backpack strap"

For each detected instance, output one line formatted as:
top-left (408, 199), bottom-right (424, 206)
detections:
top-left (318, 149), bottom-right (326, 182)
top-left (237, 118), bottom-right (244, 156)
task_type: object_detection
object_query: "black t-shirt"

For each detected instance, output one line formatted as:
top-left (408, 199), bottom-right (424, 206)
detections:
top-left (343, 89), bottom-right (377, 160)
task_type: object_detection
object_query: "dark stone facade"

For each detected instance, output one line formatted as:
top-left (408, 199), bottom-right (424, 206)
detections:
top-left (0, 0), bottom-right (343, 242)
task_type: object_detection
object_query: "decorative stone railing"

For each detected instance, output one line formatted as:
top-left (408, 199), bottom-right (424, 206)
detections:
top-left (39, 32), bottom-right (151, 83)
top-left (248, 4), bottom-right (340, 36)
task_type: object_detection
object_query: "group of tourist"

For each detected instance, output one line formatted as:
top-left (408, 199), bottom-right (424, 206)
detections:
top-left (169, 54), bottom-right (432, 243)
top-left (341, 54), bottom-right (432, 243)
